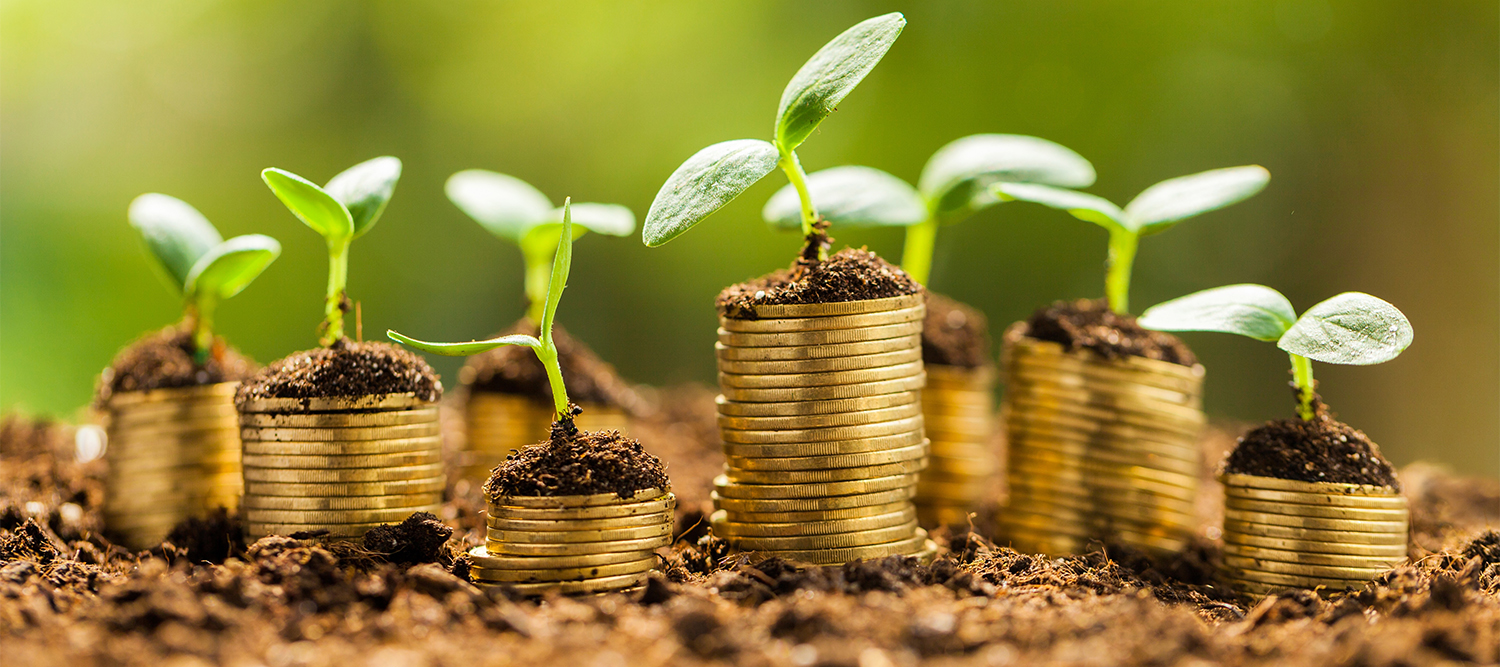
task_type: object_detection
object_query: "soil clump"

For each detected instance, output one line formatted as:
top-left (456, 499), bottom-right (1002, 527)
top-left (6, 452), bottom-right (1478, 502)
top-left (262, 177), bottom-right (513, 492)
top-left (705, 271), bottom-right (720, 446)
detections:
top-left (922, 292), bottom-right (992, 368)
top-left (96, 326), bottom-right (255, 404)
top-left (1022, 298), bottom-right (1197, 366)
top-left (484, 421), bottom-right (669, 500)
top-left (462, 321), bottom-right (637, 409)
top-left (363, 512), bottom-right (454, 565)
top-left (235, 339), bottom-right (442, 404)
top-left (717, 247), bottom-right (921, 316)
top-left (1223, 400), bottom-right (1400, 488)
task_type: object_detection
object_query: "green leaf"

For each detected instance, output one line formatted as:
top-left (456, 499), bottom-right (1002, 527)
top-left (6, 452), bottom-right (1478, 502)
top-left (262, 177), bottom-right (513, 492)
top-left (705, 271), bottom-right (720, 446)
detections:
top-left (184, 234), bottom-right (282, 302)
top-left (1139, 284), bottom-right (1297, 342)
top-left (775, 13), bottom-right (905, 152)
top-left (643, 139), bottom-right (780, 246)
top-left (518, 221), bottom-right (589, 267)
top-left (445, 169), bottom-right (554, 242)
top-left (555, 202), bottom-right (634, 236)
top-left (387, 330), bottom-right (540, 356)
top-left (1279, 292), bottom-right (1414, 365)
top-left (325, 156), bottom-right (402, 238)
top-left (1124, 165), bottom-right (1270, 235)
top-left (763, 166), bottom-right (925, 229)
top-left (919, 134), bottom-right (1096, 218)
top-left (128, 193), bottom-right (224, 291)
top-left (541, 199), bottom-right (574, 339)
top-left (992, 182), bottom-right (1126, 232)
top-left (261, 168), bottom-right (353, 243)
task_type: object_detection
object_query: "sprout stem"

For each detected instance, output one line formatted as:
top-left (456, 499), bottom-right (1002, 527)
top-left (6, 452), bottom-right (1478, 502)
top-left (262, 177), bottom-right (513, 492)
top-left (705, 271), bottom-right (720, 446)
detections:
top-left (189, 301), bottom-right (215, 364)
top-left (523, 250), bottom-right (550, 324)
top-left (901, 215), bottom-right (939, 286)
top-left (324, 240), bottom-right (349, 345)
top-left (1105, 229), bottom-right (1138, 314)
top-left (536, 340), bottom-right (570, 420)
top-left (1290, 353), bottom-right (1316, 421)
top-left (778, 151), bottom-right (825, 260)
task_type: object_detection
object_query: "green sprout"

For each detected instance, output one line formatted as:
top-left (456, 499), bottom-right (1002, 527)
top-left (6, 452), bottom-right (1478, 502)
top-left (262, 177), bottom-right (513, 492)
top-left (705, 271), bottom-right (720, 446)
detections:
top-left (389, 200), bottom-right (578, 425)
top-left (1139, 284), bottom-right (1414, 421)
top-left (128, 193), bottom-right (281, 362)
top-left (261, 157), bottom-right (402, 345)
top-left (446, 170), bottom-right (633, 323)
top-left (992, 165), bottom-right (1271, 314)
top-left (762, 134), bottom-right (1096, 285)
top-left (642, 13), bottom-right (906, 259)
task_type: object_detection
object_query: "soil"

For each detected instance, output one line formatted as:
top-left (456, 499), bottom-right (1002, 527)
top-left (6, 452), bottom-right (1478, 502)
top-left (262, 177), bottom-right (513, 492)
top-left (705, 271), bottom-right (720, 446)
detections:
top-left (235, 339), bottom-right (442, 404)
top-left (95, 326), bottom-right (256, 405)
top-left (717, 247), bottom-right (921, 317)
top-left (1223, 400), bottom-right (1401, 489)
top-left (1022, 298), bottom-right (1198, 366)
top-left (484, 422), bottom-right (670, 500)
top-left (922, 292), bottom-right (992, 368)
top-left (363, 512), bottom-right (454, 564)
top-left (461, 320), bottom-right (640, 411)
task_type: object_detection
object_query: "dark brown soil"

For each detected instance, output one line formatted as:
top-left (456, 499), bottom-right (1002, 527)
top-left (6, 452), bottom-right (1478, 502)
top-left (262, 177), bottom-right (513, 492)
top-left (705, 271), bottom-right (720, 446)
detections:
top-left (484, 425), bottom-right (669, 500)
top-left (462, 320), bottom-right (639, 410)
top-left (96, 326), bottom-right (256, 405)
top-left (1022, 298), bottom-right (1198, 366)
top-left (1223, 402), bottom-right (1401, 489)
top-left (717, 247), bottom-right (921, 317)
top-left (235, 339), bottom-right (442, 404)
top-left (922, 292), bottom-right (992, 368)
top-left (363, 512), bottom-right (454, 564)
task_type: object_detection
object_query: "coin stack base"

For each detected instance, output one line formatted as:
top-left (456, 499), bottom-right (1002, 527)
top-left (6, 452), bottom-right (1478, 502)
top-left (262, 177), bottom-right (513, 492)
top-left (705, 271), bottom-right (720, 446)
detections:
top-left (914, 364), bottom-right (997, 526)
top-left (463, 392), bottom-right (628, 484)
top-left (104, 382), bottom-right (243, 550)
top-left (1220, 473), bottom-right (1408, 598)
top-left (238, 393), bottom-right (444, 540)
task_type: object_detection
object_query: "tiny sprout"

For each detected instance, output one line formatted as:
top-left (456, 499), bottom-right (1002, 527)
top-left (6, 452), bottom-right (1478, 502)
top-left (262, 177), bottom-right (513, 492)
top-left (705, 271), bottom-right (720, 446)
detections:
top-left (128, 193), bottom-right (281, 362)
top-left (1139, 284), bottom-right (1413, 421)
top-left (643, 13), bottom-right (906, 259)
top-left (993, 165), bottom-right (1270, 314)
top-left (445, 169), bottom-right (633, 323)
top-left (762, 134), bottom-right (1095, 285)
top-left (261, 157), bottom-right (402, 346)
top-left (389, 200), bottom-right (577, 424)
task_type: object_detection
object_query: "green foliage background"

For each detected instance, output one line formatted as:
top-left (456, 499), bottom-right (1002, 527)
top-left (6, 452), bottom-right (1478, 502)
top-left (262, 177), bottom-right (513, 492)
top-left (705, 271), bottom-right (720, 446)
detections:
top-left (2, 1), bottom-right (1495, 477)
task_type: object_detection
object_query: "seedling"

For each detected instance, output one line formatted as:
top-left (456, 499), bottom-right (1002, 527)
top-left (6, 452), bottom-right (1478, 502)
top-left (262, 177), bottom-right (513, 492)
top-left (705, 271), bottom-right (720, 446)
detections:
top-left (389, 200), bottom-right (578, 426)
top-left (642, 13), bottom-right (906, 260)
top-left (763, 134), bottom-right (1096, 285)
top-left (128, 194), bottom-right (281, 362)
top-left (261, 157), bottom-right (402, 345)
top-left (992, 166), bottom-right (1270, 313)
top-left (446, 170), bottom-right (633, 322)
top-left (1139, 284), bottom-right (1413, 421)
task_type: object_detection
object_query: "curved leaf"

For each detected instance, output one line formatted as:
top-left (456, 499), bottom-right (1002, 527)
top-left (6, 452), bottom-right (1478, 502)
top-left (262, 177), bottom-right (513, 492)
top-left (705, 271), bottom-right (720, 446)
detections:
top-left (1139, 284), bottom-right (1297, 342)
top-left (919, 134), bottom-right (1096, 218)
top-left (128, 193), bottom-right (224, 291)
top-left (325, 156), bottom-right (402, 238)
top-left (992, 182), bottom-right (1125, 232)
top-left (763, 166), bottom-right (925, 229)
top-left (540, 199), bottom-right (574, 343)
top-left (445, 169), bottom-right (554, 242)
top-left (775, 13), bottom-right (905, 152)
top-left (388, 330), bottom-right (540, 356)
top-left (643, 139), bottom-right (780, 247)
top-left (556, 202), bottom-right (634, 236)
top-left (1278, 292), bottom-right (1413, 365)
top-left (1125, 165), bottom-right (1270, 235)
top-left (262, 168), bottom-right (353, 243)
top-left (184, 234), bottom-right (282, 302)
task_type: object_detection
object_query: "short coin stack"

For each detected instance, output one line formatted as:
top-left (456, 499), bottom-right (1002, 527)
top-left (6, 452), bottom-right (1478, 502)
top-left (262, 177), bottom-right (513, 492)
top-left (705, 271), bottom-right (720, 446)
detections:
top-left (1001, 330), bottom-right (1205, 556)
top-left (914, 364), bottom-right (998, 526)
top-left (711, 293), bottom-right (937, 564)
top-left (469, 488), bottom-right (675, 595)
top-left (103, 382), bottom-right (243, 549)
top-left (237, 393), bottom-right (444, 539)
top-left (1220, 473), bottom-right (1408, 597)
top-left (461, 392), bottom-right (629, 484)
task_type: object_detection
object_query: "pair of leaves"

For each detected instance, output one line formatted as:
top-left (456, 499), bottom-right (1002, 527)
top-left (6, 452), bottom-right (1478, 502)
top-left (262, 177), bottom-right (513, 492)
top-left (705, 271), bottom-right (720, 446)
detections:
top-left (993, 165), bottom-right (1270, 237)
top-left (262, 156), bottom-right (402, 246)
top-left (445, 169), bottom-right (634, 259)
top-left (1138, 284), bottom-right (1414, 365)
top-left (128, 194), bottom-right (281, 305)
top-left (642, 13), bottom-right (904, 247)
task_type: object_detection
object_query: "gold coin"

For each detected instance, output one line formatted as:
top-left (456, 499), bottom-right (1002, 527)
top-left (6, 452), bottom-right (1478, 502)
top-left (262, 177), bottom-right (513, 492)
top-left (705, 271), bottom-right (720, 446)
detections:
top-left (1223, 566), bottom-right (1369, 590)
top-left (1222, 509), bottom-right (1407, 534)
top-left (486, 522), bottom-right (671, 544)
top-left (914, 479), bottom-right (992, 503)
top-left (1222, 519), bottom-right (1407, 545)
top-left (720, 500), bottom-right (913, 524)
top-left (922, 412), bottom-right (994, 433)
top-left (1005, 421), bottom-right (1202, 461)
top-left (720, 430), bottom-right (926, 458)
top-left (1005, 391), bottom-right (1205, 433)
top-left (241, 436), bottom-right (441, 457)
top-left (485, 511), bottom-right (672, 532)
top-left (1221, 532), bottom-right (1409, 557)
top-left (242, 493), bottom-right (444, 511)
top-left (486, 534), bottom-right (671, 557)
top-left (720, 520), bottom-right (918, 550)
top-left (718, 361), bottom-right (924, 389)
top-left (242, 463), bottom-right (444, 484)
top-left (720, 374), bottom-right (927, 403)
top-left (239, 408), bottom-right (441, 428)
top-left (1008, 365), bottom-right (1204, 411)
top-left (718, 321), bottom-right (924, 348)
top-left (1220, 473), bottom-right (1398, 497)
top-left (920, 454), bottom-right (997, 477)
top-left (1221, 555), bottom-right (1398, 580)
top-left (712, 473), bottom-right (918, 500)
top-left (1223, 497), bottom-right (1408, 522)
top-left (719, 415), bottom-right (924, 444)
top-left (1220, 576), bottom-right (1285, 598)
top-left (487, 496), bottom-right (677, 521)
top-left (470, 557), bottom-right (656, 583)
top-left (243, 477), bottom-right (445, 497)
top-left (476, 571), bottom-right (648, 595)
top-left (720, 293), bottom-right (924, 319)
top-left (105, 382), bottom-right (239, 406)
top-left (241, 450), bottom-right (443, 470)
top-left (746, 529), bottom-right (929, 564)
top-left (239, 422), bottom-right (440, 442)
top-left (719, 305), bottom-right (924, 333)
top-left (710, 507), bottom-right (915, 537)
top-left (725, 442), bottom-right (929, 471)
top-left (1008, 336), bottom-right (1204, 385)
top-left (1221, 542), bottom-right (1406, 568)
top-left (925, 362), bottom-right (994, 382)
top-left (237, 393), bottom-right (432, 413)
top-left (1008, 356), bottom-right (1204, 397)
top-left (715, 391), bottom-right (918, 417)
top-left (724, 458), bottom-right (927, 484)
top-left (718, 403), bottom-right (923, 431)
top-left (1006, 461), bottom-right (1197, 502)
top-left (711, 487), bottom-right (914, 513)
top-left (716, 335), bottom-right (921, 362)
top-left (493, 489), bottom-right (670, 509)
top-left (467, 545), bottom-right (655, 570)
top-left (244, 522), bottom-right (386, 538)
top-left (1221, 484), bottom-right (1408, 509)
top-left (109, 406), bottom-right (239, 428)
top-left (1004, 478), bottom-right (1198, 517)
top-left (242, 505), bottom-right (443, 525)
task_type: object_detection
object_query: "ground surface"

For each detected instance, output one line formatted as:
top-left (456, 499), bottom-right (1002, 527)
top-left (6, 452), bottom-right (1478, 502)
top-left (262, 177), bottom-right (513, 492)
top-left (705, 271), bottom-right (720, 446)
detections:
top-left (2, 387), bottom-right (1497, 667)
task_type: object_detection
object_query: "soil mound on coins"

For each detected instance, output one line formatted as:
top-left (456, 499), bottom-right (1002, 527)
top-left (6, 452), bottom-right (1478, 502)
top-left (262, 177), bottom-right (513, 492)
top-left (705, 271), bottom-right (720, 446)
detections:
top-left (1022, 298), bottom-right (1197, 366)
top-left (364, 512), bottom-right (454, 564)
top-left (236, 339), bottom-right (442, 405)
top-left (485, 426), bottom-right (668, 500)
top-left (96, 326), bottom-right (256, 405)
top-left (717, 247), bottom-right (921, 316)
top-left (1224, 406), bottom-right (1400, 489)
top-left (922, 293), bottom-right (992, 368)
top-left (463, 321), bottom-right (637, 410)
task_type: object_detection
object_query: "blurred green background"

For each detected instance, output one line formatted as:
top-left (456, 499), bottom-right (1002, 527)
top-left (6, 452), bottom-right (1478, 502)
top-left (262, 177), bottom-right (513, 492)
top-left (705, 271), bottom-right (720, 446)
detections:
top-left (3, 1), bottom-right (1496, 478)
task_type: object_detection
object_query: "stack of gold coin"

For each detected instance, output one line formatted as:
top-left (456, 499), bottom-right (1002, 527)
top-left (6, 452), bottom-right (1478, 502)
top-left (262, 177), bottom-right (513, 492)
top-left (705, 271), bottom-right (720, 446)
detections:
top-left (1000, 329), bottom-right (1205, 556)
top-left (103, 382), bottom-right (243, 549)
top-left (469, 488), bottom-right (675, 595)
top-left (1220, 473), bottom-right (1408, 597)
top-left (711, 294), bottom-right (937, 564)
top-left (461, 392), bottom-right (629, 484)
top-left (914, 364), bottom-right (998, 526)
top-left (237, 393), bottom-right (444, 539)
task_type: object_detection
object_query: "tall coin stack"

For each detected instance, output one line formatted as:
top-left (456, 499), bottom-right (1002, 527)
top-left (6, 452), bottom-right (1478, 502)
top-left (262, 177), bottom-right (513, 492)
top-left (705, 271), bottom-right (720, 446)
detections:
top-left (1219, 473), bottom-right (1408, 597)
top-left (914, 365), bottom-right (998, 526)
top-left (1001, 330), bottom-right (1205, 556)
top-left (469, 488), bottom-right (675, 595)
top-left (461, 392), bottom-right (629, 484)
top-left (103, 382), bottom-right (243, 549)
top-left (710, 293), bottom-right (937, 564)
top-left (237, 393), bottom-right (444, 539)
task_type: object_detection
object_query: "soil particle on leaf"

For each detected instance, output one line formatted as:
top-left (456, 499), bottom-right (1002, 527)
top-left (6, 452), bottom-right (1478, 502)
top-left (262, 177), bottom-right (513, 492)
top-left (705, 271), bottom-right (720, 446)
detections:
top-left (96, 326), bottom-right (256, 405)
top-left (484, 425), bottom-right (668, 500)
top-left (363, 512), bottom-right (454, 565)
top-left (922, 292), bottom-right (992, 368)
top-left (1223, 402), bottom-right (1400, 488)
top-left (717, 247), bottom-right (921, 316)
top-left (1020, 298), bottom-right (1198, 366)
top-left (235, 339), bottom-right (442, 404)
top-left (461, 320), bottom-right (639, 410)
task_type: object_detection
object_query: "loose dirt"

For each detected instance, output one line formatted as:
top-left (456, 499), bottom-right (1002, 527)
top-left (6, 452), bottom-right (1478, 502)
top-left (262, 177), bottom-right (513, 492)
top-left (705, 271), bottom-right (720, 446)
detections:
top-left (1224, 398), bottom-right (1401, 488)
top-left (717, 247), bottom-right (921, 316)
top-left (235, 339), bottom-right (442, 404)
top-left (1023, 298), bottom-right (1198, 366)
top-left (922, 292), bottom-right (992, 368)
top-left (484, 423), bottom-right (670, 500)
top-left (97, 326), bottom-right (256, 405)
